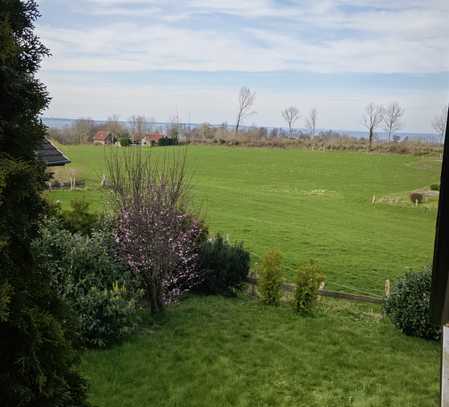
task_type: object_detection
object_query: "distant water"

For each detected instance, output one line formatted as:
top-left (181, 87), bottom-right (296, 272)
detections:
top-left (42, 117), bottom-right (440, 144)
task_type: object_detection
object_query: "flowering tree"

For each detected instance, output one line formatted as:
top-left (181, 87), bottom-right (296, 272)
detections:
top-left (107, 148), bottom-right (204, 313)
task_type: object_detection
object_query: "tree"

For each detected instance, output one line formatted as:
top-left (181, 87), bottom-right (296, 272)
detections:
top-left (281, 106), bottom-right (300, 137)
top-left (363, 103), bottom-right (384, 150)
top-left (235, 87), bottom-right (255, 134)
top-left (383, 102), bottom-right (404, 143)
top-left (106, 149), bottom-right (203, 313)
top-left (129, 115), bottom-right (147, 143)
top-left (305, 108), bottom-right (318, 137)
top-left (72, 118), bottom-right (97, 144)
top-left (105, 114), bottom-right (125, 136)
top-left (0, 1), bottom-right (88, 405)
top-left (432, 105), bottom-right (448, 143)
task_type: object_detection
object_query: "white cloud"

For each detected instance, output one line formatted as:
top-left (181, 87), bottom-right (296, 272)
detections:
top-left (38, 0), bottom-right (449, 74)
top-left (36, 0), bottom-right (449, 130)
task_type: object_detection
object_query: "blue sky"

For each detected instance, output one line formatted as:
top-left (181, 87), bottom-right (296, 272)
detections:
top-left (37, 0), bottom-right (449, 132)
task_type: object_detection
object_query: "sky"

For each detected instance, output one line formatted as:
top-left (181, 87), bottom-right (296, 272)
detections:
top-left (36, 0), bottom-right (449, 133)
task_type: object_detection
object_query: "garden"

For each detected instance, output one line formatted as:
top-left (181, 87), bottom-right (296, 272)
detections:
top-left (38, 147), bottom-right (441, 406)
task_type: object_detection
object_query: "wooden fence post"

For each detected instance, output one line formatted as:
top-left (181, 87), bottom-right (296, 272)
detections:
top-left (384, 279), bottom-right (391, 298)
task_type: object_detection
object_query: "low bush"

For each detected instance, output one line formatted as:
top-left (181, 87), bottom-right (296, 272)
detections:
top-left (33, 218), bottom-right (142, 347)
top-left (292, 261), bottom-right (325, 314)
top-left (257, 250), bottom-right (283, 306)
top-left (430, 183), bottom-right (440, 191)
top-left (119, 135), bottom-right (131, 147)
top-left (409, 192), bottom-right (424, 204)
top-left (195, 234), bottom-right (250, 295)
top-left (384, 265), bottom-right (440, 340)
top-left (60, 198), bottom-right (99, 235)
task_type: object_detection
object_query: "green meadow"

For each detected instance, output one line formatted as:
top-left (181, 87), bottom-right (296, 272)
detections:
top-left (54, 145), bottom-right (443, 406)
top-left (50, 144), bottom-right (441, 295)
top-left (81, 296), bottom-right (439, 407)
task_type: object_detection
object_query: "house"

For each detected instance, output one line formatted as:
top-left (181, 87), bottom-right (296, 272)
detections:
top-left (93, 130), bottom-right (114, 145)
top-left (141, 132), bottom-right (163, 146)
top-left (36, 138), bottom-right (71, 167)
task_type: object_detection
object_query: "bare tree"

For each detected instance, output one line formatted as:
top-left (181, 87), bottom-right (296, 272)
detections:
top-left (305, 108), bottom-right (318, 137)
top-left (281, 106), bottom-right (300, 137)
top-left (70, 118), bottom-right (98, 144)
top-left (105, 114), bottom-right (125, 137)
top-left (432, 105), bottom-right (448, 143)
top-left (363, 103), bottom-right (384, 150)
top-left (383, 102), bottom-right (404, 143)
top-left (129, 115), bottom-right (147, 143)
top-left (235, 87), bottom-right (256, 134)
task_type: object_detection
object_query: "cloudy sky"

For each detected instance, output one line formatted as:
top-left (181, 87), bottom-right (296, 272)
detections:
top-left (37, 0), bottom-right (449, 132)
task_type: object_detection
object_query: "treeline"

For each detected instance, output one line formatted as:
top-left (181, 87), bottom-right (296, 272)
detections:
top-left (185, 125), bottom-right (442, 155)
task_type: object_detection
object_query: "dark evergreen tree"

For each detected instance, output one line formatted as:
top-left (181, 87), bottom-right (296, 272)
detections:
top-left (0, 1), bottom-right (89, 406)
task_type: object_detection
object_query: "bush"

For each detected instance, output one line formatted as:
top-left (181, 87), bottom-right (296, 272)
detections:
top-left (292, 261), bottom-right (324, 314)
top-left (409, 192), bottom-right (424, 204)
top-left (61, 198), bottom-right (99, 235)
top-left (257, 250), bottom-right (283, 305)
top-left (195, 234), bottom-right (250, 295)
top-left (33, 218), bottom-right (142, 347)
top-left (430, 183), bottom-right (440, 191)
top-left (384, 266), bottom-right (440, 340)
top-left (119, 134), bottom-right (131, 147)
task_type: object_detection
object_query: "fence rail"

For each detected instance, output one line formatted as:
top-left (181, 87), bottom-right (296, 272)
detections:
top-left (246, 275), bottom-right (384, 305)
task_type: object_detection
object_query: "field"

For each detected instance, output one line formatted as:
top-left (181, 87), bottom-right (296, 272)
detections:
top-left (55, 145), bottom-right (442, 406)
top-left (81, 295), bottom-right (439, 407)
top-left (50, 144), bottom-right (441, 296)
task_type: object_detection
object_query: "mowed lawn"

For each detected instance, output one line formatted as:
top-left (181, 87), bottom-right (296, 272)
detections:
top-left (49, 145), bottom-right (441, 295)
top-left (81, 295), bottom-right (439, 407)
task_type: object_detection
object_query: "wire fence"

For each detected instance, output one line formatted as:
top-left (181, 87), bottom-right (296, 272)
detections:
top-left (247, 248), bottom-right (384, 299)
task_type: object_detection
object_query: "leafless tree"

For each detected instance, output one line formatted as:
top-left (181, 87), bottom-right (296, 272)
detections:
top-left (383, 102), bottom-right (404, 143)
top-left (363, 103), bottom-right (384, 150)
top-left (105, 114), bottom-right (125, 137)
top-left (281, 106), bottom-right (300, 137)
top-left (432, 105), bottom-right (448, 143)
top-left (129, 115), bottom-right (147, 143)
top-left (305, 108), bottom-right (318, 137)
top-left (235, 87), bottom-right (256, 134)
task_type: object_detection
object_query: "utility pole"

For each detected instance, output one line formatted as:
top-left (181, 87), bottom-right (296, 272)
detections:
top-left (430, 106), bottom-right (449, 406)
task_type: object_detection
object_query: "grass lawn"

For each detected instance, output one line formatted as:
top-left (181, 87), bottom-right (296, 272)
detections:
top-left (81, 295), bottom-right (439, 407)
top-left (49, 145), bottom-right (441, 295)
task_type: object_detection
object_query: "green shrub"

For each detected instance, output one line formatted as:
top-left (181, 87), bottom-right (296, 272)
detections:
top-left (430, 183), bottom-right (440, 191)
top-left (384, 265), bottom-right (440, 340)
top-left (33, 218), bottom-right (142, 347)
top-left (195, 234), bottom-right (250, 295)
top-left (77, 283), bottom-right (140, 348)
top-left (119, 134), bottom-right (131, 147)
top-left (257, 250), bottom-right (283, 305)
top-left (409, 192), bottom-right (424, 204)
top-left (61, 199), bottom-right (98, 235)
top-left (292, 261), bottom-right (324, 314)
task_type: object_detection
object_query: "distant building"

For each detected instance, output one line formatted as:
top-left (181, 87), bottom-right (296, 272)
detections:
top-left (94, 130), bottom-right (114, 145)
top-left (36, 138), bottom-right (70, 167)
top-left (141, 132), bottom-right (163, 146)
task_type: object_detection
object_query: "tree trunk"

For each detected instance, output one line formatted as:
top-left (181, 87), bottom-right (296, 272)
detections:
top-left (369, 128), bottom-right (373, 151)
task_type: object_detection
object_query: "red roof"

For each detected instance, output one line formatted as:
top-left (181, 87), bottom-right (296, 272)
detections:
top-left (94, 130), bottom-right (111, 141)
top-left (144, 132), bottom-right (163, 142)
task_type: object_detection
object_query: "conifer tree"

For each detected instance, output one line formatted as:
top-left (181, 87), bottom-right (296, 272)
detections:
top-left (0, 1), bottom-right (88, 405)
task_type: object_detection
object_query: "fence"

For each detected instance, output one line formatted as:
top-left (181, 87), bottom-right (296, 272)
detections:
top-left (246, 274), bottom-right (388, 305)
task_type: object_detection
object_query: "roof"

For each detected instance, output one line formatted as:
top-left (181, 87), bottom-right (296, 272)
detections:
top-left (36, 138), bottom-right (71, 166)
top-left (94, 130), bottom-right (112, 141)
top-left (144, 132), bottom-right (163, 142)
